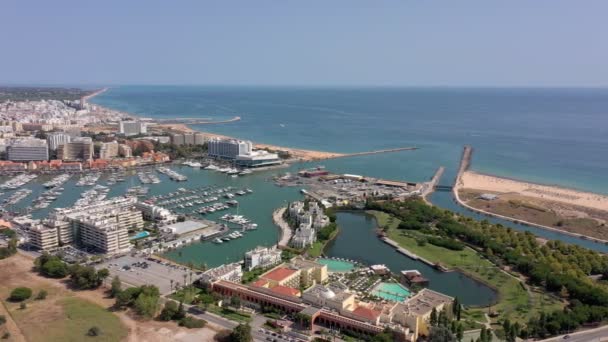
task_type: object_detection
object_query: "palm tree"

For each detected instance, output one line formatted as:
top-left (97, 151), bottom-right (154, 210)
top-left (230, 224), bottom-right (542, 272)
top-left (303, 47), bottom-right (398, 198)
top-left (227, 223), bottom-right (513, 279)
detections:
top-left (170, 279), bottom-right (174, 292)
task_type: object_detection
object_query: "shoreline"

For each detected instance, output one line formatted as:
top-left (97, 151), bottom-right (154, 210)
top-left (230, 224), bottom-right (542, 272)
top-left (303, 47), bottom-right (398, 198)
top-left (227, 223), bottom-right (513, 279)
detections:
top-left (451, 146), bottom-right (608, 246)
top-left (272, 207), bottom-right (292, 248)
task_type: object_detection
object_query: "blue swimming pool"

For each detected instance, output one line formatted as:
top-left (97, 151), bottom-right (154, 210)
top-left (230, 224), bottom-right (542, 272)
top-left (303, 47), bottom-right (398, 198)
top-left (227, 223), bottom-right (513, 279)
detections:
top-left (130, 231), bottom-right (150, 240)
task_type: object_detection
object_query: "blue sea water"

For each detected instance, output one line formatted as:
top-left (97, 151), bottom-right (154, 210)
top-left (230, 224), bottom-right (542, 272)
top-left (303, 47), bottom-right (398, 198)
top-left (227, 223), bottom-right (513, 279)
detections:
top-left (93, 86), bottom-right (608, 194)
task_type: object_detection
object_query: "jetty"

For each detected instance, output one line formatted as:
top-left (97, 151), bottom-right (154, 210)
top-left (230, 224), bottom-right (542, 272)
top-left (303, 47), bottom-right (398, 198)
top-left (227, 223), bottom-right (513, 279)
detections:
top-left (421, 166), bottom-right (445, 201)
top-left (326, 146), bottom-right (418, 160)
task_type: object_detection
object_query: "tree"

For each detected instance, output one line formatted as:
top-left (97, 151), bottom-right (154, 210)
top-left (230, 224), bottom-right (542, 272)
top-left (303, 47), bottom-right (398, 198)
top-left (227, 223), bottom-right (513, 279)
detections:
top-left (35, 289), bottom-right (48, 300)
top-left (230, 296), bottom-right (241, 308)
top-left (134, 290), bottom-right (159, 319)
top-left (453, 297), bottom-right (461, 321)
top-left (456, 323), bottom-right (464, 342)
top-left (430, 308), bottom-right (438, 327)
top-left (9, 287), bottom-right (32, 302)
top-left (429, 326), bottom-right (457, 342)
top-left (159, 301), bottom-right (179, 321)
top-left (40, 259), bottom-right (69, 278)
top-left (87, 326), bottom-right (101, 336)
top-left (111, 276), bottom-right (122, 298)
top-left (229, 323), bottom-right (252, 342)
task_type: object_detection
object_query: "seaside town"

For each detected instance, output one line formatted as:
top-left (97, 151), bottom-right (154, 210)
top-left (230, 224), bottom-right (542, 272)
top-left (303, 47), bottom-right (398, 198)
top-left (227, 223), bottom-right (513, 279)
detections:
top-left (0, 86), bottom-right (607, 342)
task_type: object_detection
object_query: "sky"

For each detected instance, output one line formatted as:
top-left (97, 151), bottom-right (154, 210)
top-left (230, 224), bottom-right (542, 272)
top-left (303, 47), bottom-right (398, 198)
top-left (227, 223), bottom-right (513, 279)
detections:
top-left (1, 0), bottom-right (607, 87)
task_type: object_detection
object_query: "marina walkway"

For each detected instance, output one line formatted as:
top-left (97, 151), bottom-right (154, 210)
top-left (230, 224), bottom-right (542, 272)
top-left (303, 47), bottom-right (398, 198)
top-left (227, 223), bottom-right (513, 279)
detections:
top-left (273, 207), bottom-right (292, 247)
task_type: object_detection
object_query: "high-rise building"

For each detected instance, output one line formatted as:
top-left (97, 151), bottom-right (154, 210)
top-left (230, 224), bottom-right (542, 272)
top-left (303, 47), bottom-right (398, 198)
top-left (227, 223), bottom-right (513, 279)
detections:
top-left (119, 120), bottom-right (147, 136)
top-left (46, 132), bottom-right (71, 151)
top-left (7, 138), bottom-right (49, 161)
top-left (99, 141), bottom-right (119, 159)
top-left (208, 138), bottom-right (253, 159)
top-left (244, 246), bottom-right (282, 271)
top-left (28, 224), bottom-right (59, 250)
top-left (57, 137), bottom-right (93, 161)
top-left (46, 197), bottom-right (143, 255)
top-left (171, 133), bottom-right (185, 146)
top-left (194, 132), bottom-right (205, 145)
top-left (184, 133), bottom-right (195, 145)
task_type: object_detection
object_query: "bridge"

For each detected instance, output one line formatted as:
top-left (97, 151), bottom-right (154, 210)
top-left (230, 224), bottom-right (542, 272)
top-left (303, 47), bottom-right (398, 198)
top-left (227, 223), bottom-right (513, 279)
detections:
top-left (434, 185), bottom-right (453, 192)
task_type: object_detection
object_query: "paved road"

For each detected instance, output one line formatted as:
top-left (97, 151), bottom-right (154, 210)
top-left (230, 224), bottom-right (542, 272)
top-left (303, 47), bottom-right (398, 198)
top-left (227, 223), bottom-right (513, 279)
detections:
top-left (539, 325), bottom-right (608, 342)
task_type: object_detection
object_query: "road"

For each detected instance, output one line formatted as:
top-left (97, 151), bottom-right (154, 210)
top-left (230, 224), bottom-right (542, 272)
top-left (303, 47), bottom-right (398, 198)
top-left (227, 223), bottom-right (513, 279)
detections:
top-left (539, 325), bottom-right (608, 342)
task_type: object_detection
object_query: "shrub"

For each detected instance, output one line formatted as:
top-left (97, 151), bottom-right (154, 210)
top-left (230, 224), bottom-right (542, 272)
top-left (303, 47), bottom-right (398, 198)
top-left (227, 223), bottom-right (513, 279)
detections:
top-left (19, 302), bottom-right (26, 310)
top-left (9, 287), bottom-right (32, 302)
top-left (159, 301), bottom-right (178, 321)
top-left (179, 316), bottom-right (206, 329)
top-left (87, 326), bottom-right (101, 336)
top-left (36, 289), bottom-right (48, 300)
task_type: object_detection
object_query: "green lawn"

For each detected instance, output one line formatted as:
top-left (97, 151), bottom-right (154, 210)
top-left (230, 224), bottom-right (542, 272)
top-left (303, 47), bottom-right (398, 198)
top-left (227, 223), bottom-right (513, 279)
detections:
top-left (206, 304), bottom-right (252, 323)
top-left (367, 210), bottom-right (564, 324)
top-left (170, 286), bottom-right (203, 304)
top-left (11, 296), bottom-right (128, 342)
top-left (307, 227), bottom-right (340, 258)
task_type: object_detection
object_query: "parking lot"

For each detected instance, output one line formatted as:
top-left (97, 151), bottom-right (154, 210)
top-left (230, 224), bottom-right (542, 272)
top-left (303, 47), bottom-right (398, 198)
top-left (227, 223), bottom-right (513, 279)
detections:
top-left (97, 255), bottom-right (199, 295)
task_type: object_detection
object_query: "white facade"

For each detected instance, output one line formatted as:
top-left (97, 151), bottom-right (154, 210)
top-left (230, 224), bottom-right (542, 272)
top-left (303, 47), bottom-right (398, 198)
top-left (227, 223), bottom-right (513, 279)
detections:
top-left (7, 138), bottom-right (49, 161)
top-left (46, 132), bottom-right (71, 151)
top-left (208, 138), bottom-right (253, 159)
top-left (119, 120), bottom-right (147, 136)
top-left (244, 246), bottom-right (282, 271)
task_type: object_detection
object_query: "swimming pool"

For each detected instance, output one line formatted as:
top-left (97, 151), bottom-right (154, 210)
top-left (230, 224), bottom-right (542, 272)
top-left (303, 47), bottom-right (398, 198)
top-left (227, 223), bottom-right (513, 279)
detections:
top-left (371, 282), bottom-right (411, 302)
top-left (317, 258), bottom-right (356, 272)
top-left (130, 231), bottom-right (150, 240)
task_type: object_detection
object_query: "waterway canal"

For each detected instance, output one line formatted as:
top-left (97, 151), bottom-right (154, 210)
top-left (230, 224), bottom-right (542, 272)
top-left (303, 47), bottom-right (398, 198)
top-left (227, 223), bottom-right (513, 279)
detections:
top-left (325, 212), bottom-right (498, 306)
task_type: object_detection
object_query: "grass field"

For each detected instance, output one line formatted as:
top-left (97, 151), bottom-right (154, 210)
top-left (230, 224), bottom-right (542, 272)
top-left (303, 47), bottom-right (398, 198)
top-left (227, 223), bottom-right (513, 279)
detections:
top-left (206, 305), bottom-right (252, 323)
top-left (7, 295), bottom-right (127, 342)
top-left (306, 227), bottom-right (340, 258)
top-left (367, 210), bottom-right (564, 324)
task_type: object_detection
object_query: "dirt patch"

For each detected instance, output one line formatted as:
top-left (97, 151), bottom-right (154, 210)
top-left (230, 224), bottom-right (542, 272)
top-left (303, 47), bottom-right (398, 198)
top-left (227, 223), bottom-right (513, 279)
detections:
top-left (0, 253), bottom-right (220, 342)
top-left (460, 189), bottom-right (608, 240)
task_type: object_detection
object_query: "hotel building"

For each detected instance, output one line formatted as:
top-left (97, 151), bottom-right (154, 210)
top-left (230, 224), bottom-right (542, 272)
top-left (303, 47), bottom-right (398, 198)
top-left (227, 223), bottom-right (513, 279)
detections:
top-left (7, 138), bottom-right (49, 161)
top-left (119, 120), bottom-right (147, 136)
top-left (244, 246), bottom-right (282, 271)
top-left (57, 137), bottom-right (93, 161)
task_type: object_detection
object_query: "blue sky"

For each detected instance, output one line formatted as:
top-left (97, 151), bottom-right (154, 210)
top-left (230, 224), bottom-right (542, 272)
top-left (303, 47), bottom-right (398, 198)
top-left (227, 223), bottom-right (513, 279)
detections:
top-left (1, 0), bottom-right (607, 86)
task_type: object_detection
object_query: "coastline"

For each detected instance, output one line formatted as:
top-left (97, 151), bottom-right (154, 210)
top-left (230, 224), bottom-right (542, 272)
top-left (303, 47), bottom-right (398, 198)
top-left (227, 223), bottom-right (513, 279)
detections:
top-left (452, 161), bottom-right (608, 244)
top-left (272, 207), bottom-right (292, 248)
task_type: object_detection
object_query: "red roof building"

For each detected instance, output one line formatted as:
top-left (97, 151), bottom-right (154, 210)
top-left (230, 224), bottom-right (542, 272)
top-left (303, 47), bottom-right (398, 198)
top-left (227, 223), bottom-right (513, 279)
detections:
top-left (351, 306), bottom-right (381, 324)
top-left (270, 285), bottom-right (301, 297)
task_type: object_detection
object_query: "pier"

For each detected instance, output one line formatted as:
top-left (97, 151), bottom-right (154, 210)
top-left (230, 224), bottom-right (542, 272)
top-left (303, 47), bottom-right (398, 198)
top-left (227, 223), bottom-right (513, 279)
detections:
top-left (326, 146), bottom-right (418, 160)
top-left (154, 116), bottom-right (241, 125)
top-left (421, 166), bottom-right (445, 200)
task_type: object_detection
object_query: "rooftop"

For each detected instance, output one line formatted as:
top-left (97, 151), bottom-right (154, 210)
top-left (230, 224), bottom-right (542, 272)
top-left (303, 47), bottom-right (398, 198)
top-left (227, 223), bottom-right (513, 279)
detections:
top-left (162, 220), bottom-right (208, 236)
top-left (262, 267), bottom-right (298, 282)
top-left (352, 306), bottom-right (381, 321)
top-left (270, 285), bottom-right (301, 297)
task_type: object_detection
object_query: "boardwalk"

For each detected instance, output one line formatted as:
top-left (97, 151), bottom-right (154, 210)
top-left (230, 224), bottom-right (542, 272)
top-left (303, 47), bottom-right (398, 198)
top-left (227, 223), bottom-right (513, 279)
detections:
top-left (273, 207), bottom-right (292, 247)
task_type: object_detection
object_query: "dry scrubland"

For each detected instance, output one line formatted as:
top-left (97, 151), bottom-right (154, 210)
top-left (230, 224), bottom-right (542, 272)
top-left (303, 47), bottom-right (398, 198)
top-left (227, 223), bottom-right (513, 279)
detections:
top-left (0, 253), bottom-right (219, 342)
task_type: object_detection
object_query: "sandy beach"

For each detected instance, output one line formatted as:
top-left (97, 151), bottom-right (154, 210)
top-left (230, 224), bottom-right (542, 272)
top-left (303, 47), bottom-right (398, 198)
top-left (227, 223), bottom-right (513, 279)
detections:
top-left (459, 171), bottom-right (608, 212)
top-left (153, 123), bottom-right (346, 161)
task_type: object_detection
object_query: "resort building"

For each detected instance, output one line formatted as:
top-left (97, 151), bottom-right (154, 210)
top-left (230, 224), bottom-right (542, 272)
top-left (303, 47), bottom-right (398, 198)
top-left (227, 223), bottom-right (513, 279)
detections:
top-left (302, 283), bottom-right (356, 312)
top-left (254, 258), bottom-right (328, 290)
top-left (119, 120), bottom-right (147, 136)
top-left (208, 138), bottom-right (252, 159)
top-left (134, 202), bottom-right (177, 225)
top-left (45, 197), bottom-right (143, 255)
top-left (391, 289), bottom-right (453, 340)
top-left (7, 138), bottom-right (49, 161)
top-left (170, 132), bottom-right (205, 146)
top-left (244, 246), bottom-right (282, 271)
top-left (208, 137), bottom-right (280, 167)
top-left (171, 133), bottom-right (185, 145)
top-left (46, 132), bottom-right (71, 151)
top-left (288, 201), bottom-right (329, 249)
top-left (99, 141), bottom-right (119, 159)
top-left (201, 263), bottom-right (243, 283)
top-left (57, 137), bottom-right (93, 161)
top-left (27, 224), bottom-right (59, 250)
top-left (400, 270), bottom-right (429, 287)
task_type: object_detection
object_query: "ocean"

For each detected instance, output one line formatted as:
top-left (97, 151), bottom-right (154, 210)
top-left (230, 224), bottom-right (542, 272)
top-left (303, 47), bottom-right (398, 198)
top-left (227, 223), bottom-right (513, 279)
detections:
top-left (92, 86), bottom-right (608, 194)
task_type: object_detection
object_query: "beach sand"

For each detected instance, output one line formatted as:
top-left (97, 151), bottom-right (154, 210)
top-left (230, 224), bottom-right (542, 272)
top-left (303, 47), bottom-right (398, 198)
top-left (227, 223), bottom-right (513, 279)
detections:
top-left (459, 171), bottom-right (608, 212)
top-left (153, 123), bottom-right (346, 161)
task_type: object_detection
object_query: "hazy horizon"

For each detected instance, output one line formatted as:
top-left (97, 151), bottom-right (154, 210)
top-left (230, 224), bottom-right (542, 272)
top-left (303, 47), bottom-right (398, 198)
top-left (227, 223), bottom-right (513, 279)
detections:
top-left (2, 0), bottom-right (608, 87)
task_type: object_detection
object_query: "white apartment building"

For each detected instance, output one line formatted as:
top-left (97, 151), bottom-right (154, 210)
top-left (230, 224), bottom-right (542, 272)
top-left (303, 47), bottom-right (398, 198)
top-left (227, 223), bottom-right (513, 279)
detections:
top-left (28, 224), bottom-right (59, 250)
top-left (208, 138), bottom-right (252, 159)
top-left (201, 263), bottom-right (243, 284)
top-left (99, 141), bottom-right (119, 159)
top-left (244, 246), bottom-right (282, 271)
top-left (7, 138), bottom-right (49, 161)
top-left (119, 120), bottom-right (147, 136)
top-left (134, 202), bottom-right (177, 225)
top-left (58, 137), bottom-right (93, 160)
top-left (46, 132), bottom-right (71, 151)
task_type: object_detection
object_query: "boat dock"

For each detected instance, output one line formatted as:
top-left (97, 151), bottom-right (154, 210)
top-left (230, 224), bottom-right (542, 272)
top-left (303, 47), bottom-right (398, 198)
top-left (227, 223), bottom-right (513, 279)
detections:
top-left (381, 237), bottom-right (445, 270)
